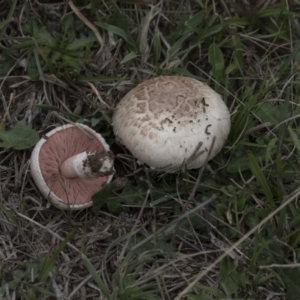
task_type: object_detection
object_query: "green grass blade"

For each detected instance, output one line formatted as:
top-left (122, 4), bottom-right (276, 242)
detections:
top-left (96, 22), bottom-right (137, 50)
top-left (208, 42), bottom-right (225, 83)
top-left (288, 127), bottom-right (300, 156)
top-left (280, 40), bottom-right (300, 76)
top-left (81, 254), bottom-right (111, 298)
top-left (39, 228), bottom-right (77, 281)
top-left (248, 151), bottom-right (274, 207)
top-left (0, 0), bottom-right (17, 38)
top-left (121, 51), bottom-right (140, 64)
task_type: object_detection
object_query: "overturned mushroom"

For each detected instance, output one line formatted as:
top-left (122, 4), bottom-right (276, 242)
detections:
top-left (30, 123), bottom-right (114, 210)
top-left (112, 76), bottom-right (230, 172)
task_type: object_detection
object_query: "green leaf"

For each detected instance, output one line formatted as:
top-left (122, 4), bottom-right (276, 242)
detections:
top-left (256, 102), bottom-right (286, 124)
top-left (39, 228), bottom-right (76, 281)
top-left (92, 182), bottom-right (117, 213)
top-left (227, 152), bottom-right (251, 173)
top-left (0, 17), bottom-right (13, 30)
top-left (0, 55), bottom-right (16, 75)
top-left (280, 40), bottom-right (300, 76)
top-left (274, 267), bottom-right (300, 300)
top-left (62, 14), bottom-right (75, 37)
top-left (190, 23), bottom-right (225, 44)
top-left (256, 8), bottom-right (300, 19)
top-left (117, 0), bottom-right (153, 4)
top-left (34, 104), bottom-right (80, 119)
top-left (81, 254), bottom-right (111, 298)
top-left (121, 51), bottom-right (140, 64)
top-left (96, 22), bottom-right (136, 50)
top-left (232, 35), bottom-right (244, 75)
top-left (76, 75), bottom-right (126, 83)
top-left (220, 258), bottom-right (240, 295)
top-left (91, 117), bottom-right (101, 127)
top-left (106, 199), bottom-right (124, 213)
top-left (183, 11), bottom-right (205, 35)
top-left (21, 283), bottom-right (55, 297)
top-left (92, 183), bottom-right (147, 214)
top-left (208, 42), bottom-right (225, 82)
top-left (188, 295), bottom-right (214, 300)
top-left (66, 36), bottom-right (96, 51)
top-left (0, 0), bottom-right (17, 39)
top-left (247, 151), bottom-right (274, 207)
top-left (107, 11), bottom-right (130, 33)
top-left (169, 34), bottom-right (191, 58)
top-left (119, 184), bottom-right (147, 205)
top-left (225, 62), bottom-right (238, 75)
top-left (187, 282), bottom-right (226, 299)
top-left (168, 10), bottom-right (190, 44)
top-left (153, 30), bottom-right (161, 63)
top-left (0, 122), bottom-right (39, 150)
top-left (288, 127), bottom-right (300, 157)
top-left (33, 25), bottom-right (56, 46)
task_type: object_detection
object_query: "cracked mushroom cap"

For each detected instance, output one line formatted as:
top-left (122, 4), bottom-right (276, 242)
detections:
top-left (112, 76), bottom-right (231, 172)
top-left (30, 124), bottom-right (114, 210)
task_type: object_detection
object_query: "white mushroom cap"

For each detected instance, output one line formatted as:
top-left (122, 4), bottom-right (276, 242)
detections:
top-left (30, 124), bottom-right (114, 210)
top-left (112, 76), bottom-right (230, 172)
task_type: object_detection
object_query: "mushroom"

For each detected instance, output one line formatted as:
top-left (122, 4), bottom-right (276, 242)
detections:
top-left (112, 76), bottom-right (230, 172)
top-left (30, 123), bottom-right (114, 210)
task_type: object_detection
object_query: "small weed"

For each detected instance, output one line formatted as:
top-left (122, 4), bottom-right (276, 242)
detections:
top-left (1, 12), bottom-right (97, 80)
top-left (0, 121), bottom-right (39, 150)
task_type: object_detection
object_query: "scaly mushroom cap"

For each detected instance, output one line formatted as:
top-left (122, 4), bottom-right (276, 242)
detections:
top-left (112, 76), bottom-right (230, 172)
top-left (30, 124), bottom-right (114, 210)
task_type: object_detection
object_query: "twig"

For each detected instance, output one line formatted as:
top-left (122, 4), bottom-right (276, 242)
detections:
top-left (260, 263), bottom-right (300, 269)
top-left (69, 1), bottom-right (104, 47)
top-left (85, 82), bottom-right (113, 110)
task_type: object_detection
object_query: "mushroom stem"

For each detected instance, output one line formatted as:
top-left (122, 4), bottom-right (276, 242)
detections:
top-left (60, 150), bottom-right (114, 179)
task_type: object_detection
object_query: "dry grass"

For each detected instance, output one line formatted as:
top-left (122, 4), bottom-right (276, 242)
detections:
top-left (1, 0), bottom-right (300, 299)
